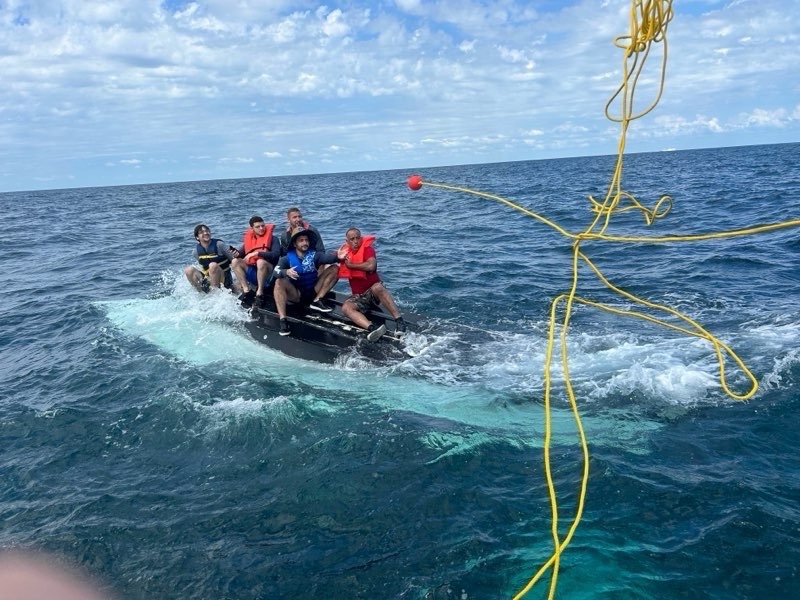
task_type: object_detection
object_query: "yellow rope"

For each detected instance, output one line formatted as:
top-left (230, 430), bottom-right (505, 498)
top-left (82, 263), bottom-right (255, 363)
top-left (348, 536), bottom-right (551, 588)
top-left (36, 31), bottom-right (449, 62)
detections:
top-left (408, 1), bottom-right (800, 597)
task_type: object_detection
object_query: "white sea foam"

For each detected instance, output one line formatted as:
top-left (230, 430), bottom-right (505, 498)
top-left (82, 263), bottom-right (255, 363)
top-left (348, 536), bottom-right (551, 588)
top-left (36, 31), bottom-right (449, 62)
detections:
top-left (96, 275), bottom-right (800, 457)
top-left (97, 292), bottom-right (662, 453)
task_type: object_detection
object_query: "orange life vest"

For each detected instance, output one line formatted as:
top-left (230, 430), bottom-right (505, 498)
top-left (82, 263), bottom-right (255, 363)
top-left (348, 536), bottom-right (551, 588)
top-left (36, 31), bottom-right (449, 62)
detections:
top-left (337, 235), bottom-right (375, 279)
top-left (243, 224), bottom-right (275, 266)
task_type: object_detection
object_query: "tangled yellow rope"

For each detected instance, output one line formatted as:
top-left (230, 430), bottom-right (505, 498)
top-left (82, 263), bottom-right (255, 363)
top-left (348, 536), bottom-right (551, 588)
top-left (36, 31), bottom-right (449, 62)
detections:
top-left (408, 1), bottom-right (800, 597)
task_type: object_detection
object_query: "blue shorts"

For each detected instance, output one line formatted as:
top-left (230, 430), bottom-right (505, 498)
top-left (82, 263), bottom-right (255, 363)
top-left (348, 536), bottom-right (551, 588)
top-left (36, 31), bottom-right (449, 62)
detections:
top-left (245, 265), bottom-right (258, 286)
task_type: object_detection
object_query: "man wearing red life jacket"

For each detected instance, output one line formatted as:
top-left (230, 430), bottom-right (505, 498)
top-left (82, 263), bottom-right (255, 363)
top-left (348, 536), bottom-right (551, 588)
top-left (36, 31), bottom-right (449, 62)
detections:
top-left (337, 227), bottom-right (406, 340)
top-left (240, 215), bottom-right (281, 308)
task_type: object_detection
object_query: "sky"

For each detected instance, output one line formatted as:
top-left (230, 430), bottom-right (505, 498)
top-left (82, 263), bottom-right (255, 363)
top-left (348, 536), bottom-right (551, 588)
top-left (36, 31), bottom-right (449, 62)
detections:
top-left (1, 0), bottom-right (798, 192)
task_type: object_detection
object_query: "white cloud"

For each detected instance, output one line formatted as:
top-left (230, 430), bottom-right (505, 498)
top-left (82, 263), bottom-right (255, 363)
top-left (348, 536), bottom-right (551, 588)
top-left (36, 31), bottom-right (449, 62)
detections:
top-left (740, 107), bottom-right (793, 127)
top-left (651, 114), bottom-right (725, 136)
top-left (319, 8), bottom-right (350, 38)
top-left (1, 0), bottom-right (799, 191)
top-left (459, 40), bottom-right (476, 53)
top-left (394, 0), bottom-right (422, 12)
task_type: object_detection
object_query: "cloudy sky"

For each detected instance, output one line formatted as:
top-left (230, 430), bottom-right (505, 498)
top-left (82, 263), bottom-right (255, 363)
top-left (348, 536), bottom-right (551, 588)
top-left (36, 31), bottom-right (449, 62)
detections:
top-left (1, 0), bottom-right (798, 192)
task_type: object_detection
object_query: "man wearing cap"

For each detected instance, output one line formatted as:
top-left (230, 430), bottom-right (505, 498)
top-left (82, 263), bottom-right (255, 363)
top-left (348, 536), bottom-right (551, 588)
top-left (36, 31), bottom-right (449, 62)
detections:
top-left (272, 228), bottom-right (339, 336)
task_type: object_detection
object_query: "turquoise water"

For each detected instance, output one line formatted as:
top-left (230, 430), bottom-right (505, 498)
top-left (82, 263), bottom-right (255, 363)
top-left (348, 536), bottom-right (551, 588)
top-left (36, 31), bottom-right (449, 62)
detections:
top-left (1, 143), bottom-right (799, 598)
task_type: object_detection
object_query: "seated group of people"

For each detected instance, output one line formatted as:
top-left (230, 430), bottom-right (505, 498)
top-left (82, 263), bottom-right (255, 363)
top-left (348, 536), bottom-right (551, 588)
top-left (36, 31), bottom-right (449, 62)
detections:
top-left (184, 207), bottom-right (405, 341)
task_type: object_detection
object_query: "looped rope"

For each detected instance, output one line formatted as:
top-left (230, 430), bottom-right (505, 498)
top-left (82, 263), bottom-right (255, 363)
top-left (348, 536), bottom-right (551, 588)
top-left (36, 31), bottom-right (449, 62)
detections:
top-left (587, 192), bottom-right (672, 225)
top-left (408, 2), bottom-right (799, 598)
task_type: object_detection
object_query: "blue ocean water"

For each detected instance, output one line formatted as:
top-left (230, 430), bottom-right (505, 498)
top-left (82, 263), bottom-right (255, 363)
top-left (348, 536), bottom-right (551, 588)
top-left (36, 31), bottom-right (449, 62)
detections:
top-left (1, 142), bottom-right (800, 598)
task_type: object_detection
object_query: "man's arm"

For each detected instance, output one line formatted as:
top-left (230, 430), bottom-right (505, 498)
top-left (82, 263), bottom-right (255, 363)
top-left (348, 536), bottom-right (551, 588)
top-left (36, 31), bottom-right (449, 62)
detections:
top-left (272, 255), bottom-right (291, 278)
top-left (217, 239), bottom-right (240, 260)
top-left (278, 230), bottom-right (291, 254)
top-left (343, 246), bottom-right (377, 272)
top-left (257, 236), bottom-right (281, 264)
top-left (314, 250), bottom-right (340, 267)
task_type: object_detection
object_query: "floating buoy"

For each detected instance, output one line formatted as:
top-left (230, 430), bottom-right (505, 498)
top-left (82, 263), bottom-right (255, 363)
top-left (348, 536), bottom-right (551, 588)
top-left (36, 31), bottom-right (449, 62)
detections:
top-left (407, 174), bottom-right (422, 190)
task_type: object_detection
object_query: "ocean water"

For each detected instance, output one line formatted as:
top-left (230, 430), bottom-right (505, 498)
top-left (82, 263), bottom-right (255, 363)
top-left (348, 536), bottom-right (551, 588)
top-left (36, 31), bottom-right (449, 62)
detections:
top-left (1, 142), bottom-right (800, 598)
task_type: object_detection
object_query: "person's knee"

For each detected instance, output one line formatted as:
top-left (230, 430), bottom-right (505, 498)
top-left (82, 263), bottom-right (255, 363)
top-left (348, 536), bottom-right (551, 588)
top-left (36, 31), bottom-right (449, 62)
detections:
top-left (183, 266), bottom-right (195, 278)
top-left (275, 279), bottom-right (291, 295)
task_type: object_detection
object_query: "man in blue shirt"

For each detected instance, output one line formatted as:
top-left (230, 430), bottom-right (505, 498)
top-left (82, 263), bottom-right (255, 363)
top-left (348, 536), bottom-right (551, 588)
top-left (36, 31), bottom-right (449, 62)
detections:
top-left (272, 228), bottom-right (339, 335)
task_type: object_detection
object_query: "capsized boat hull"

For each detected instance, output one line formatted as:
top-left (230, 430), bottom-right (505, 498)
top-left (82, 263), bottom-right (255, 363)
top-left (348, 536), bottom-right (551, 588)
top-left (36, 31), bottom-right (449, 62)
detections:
top-left (245, 290), bottom-right (417, 364)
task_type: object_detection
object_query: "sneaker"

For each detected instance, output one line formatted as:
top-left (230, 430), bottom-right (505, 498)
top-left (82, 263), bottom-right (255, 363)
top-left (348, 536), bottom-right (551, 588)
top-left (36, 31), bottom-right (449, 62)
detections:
top-left (279, 318), bottom-right (291, 336)
top-left (238, 290), bottom-right (256, 308)
top-left (366, 323), bottom-right (387, 342)
top-left (394, 316), bottom-right (407, 335)
top-left (255, 293), bottom-right (268, 309)
top-left (309, 298), bottom-right (333, 313)
top-left (200, 278), bottom-right (211, 293)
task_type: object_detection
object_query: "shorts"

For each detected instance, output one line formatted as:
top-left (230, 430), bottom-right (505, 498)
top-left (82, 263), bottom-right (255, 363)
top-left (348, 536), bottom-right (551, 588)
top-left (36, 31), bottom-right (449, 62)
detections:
top-left (245, 265), bottom-right (258, 286)
top-left (202, 268), bottom-right (233, 289)
top-left (347, 288), bottom-right (380, 314)
top-left (294, 285), bottom-right (316, 306)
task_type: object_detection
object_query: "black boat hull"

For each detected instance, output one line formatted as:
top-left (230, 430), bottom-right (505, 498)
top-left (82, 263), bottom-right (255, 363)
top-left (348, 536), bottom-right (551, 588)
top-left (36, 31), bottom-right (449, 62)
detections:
top-left (245, 291), bottom-right (415, 364)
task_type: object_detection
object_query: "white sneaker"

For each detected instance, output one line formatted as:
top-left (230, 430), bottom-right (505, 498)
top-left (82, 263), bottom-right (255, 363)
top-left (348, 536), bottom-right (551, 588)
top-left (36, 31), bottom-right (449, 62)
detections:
top-left (366, 323), bottom-right (386, 342)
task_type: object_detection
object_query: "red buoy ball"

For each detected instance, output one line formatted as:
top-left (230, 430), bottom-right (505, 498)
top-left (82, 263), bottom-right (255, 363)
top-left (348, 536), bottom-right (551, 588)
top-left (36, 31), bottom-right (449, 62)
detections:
top-left (407, 174), bottom-right (423, 190)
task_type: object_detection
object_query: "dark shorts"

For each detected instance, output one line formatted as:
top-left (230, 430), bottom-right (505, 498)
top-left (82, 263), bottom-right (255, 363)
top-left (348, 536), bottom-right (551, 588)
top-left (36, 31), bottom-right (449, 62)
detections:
top-left (346, 288), bottom-right (380, 314)
top-left (204, 269), bottom-right (233, 289)
top-left (294, 285), bottom-right (316, 306)
top-left (245, 265), bottom-right (258, 286)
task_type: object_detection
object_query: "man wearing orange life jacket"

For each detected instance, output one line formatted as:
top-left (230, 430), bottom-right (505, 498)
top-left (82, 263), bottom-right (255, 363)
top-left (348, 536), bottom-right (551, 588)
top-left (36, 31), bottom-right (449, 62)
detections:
top-left (240, 215), bottom-right (281, 308)
top-left (337, 227), bottom-right (406, 340)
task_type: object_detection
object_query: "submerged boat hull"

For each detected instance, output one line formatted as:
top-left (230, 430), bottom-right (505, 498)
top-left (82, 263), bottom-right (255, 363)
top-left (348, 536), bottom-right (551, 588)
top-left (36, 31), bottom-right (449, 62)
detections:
top-left (245, 291), bottom-right (415, 364)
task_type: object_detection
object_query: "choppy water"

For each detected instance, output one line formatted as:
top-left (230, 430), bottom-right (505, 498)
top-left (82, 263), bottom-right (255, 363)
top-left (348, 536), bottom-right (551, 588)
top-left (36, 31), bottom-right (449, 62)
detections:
top-left (2, 142), bottom-right (800, 598)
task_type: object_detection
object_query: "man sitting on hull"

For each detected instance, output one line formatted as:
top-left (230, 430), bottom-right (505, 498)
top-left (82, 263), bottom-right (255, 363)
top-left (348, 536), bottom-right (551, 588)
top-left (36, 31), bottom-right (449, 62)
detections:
top-left (241, 215), bottom-right (281, 308)
top-left (272, 228), bottom-right (339, 336)
top-left (184, 223), bottom-right (244, 293)
top-left (278, 206), bottom-right (326, 253)
top-left (337, 227), bottom-right (406, 341)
